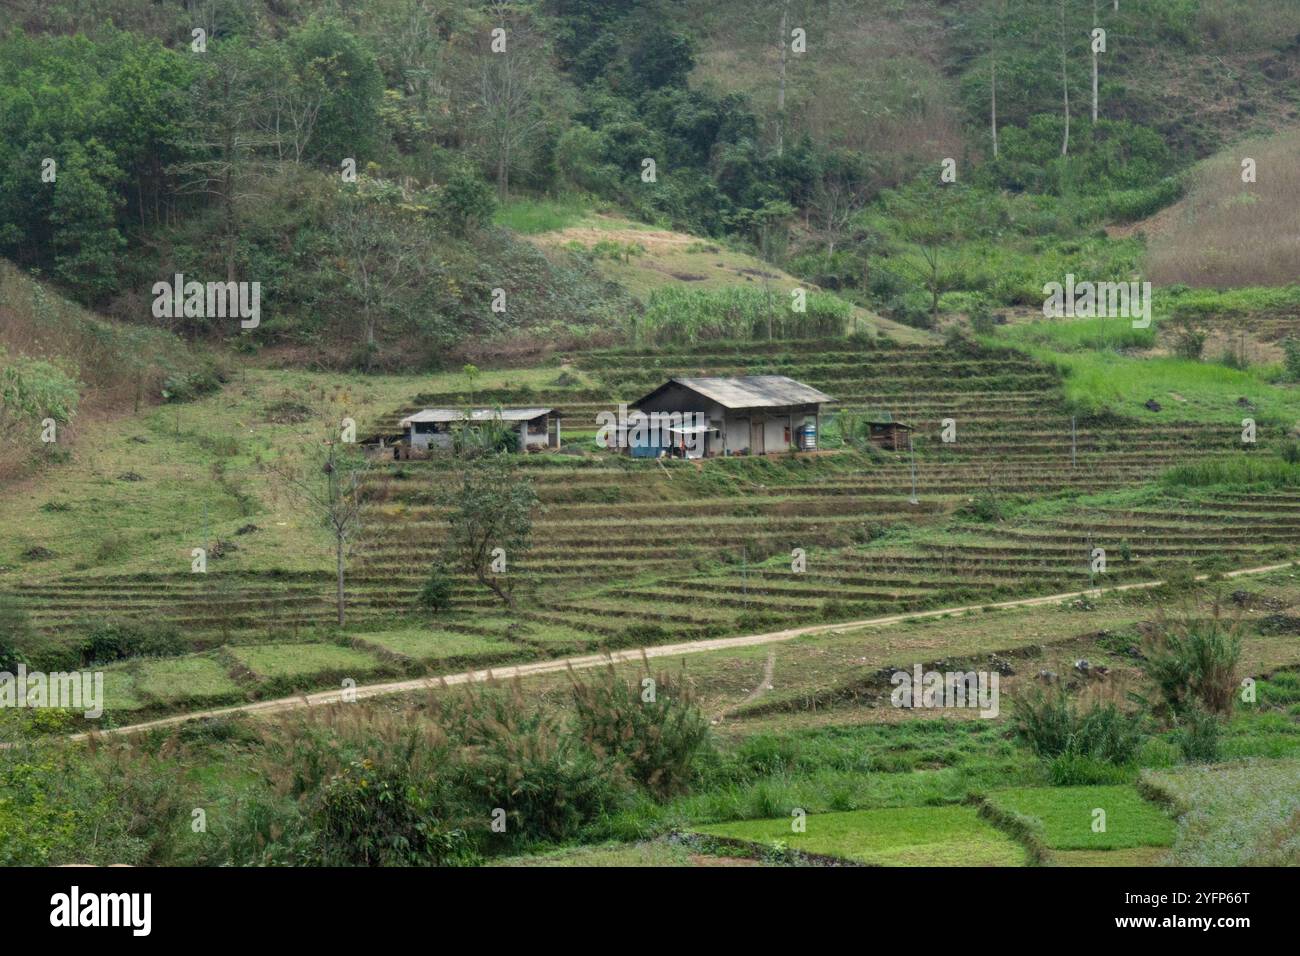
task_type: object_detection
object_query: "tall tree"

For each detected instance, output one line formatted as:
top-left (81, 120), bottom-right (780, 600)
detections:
top-left (1059, 0), bottom-right (1071, 157)
top-left (331, 177), bottom-right (436, 369)
top-left (776, 0), bottom-right (790, 157)
top-left (442, 454), bottom-right (539, 609)
top-left (467, 2), bottom-right (554, 197)
top-left (171, 39), bottom-right (269, 285)
top-left (1091, 0), bottom-right (1101, 123)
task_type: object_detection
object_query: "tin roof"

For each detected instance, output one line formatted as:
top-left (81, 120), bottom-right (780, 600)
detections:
top-left (634, 376), bottom-right (832, 410)
top-left (399, 407), bottom-right (552, 427)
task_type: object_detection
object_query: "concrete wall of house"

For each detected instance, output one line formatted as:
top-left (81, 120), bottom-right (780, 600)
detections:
top-left (635, 387), bottom-right (825, 457)
top-left (725, 416), bottom-right (750, 453)
top-left (764, 416), bottom-right (791, 452)
top-left (408, 426), bottom-right (453, 451)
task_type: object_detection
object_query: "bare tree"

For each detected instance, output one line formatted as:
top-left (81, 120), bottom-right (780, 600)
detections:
top-left (267, 427), bottom-right (379, 627)
top-left (991, 59), bottom-right (999, 159)
top-left (776, 0), bottom-right (790, 157)
top-left (253, 46), bottom-right (323, 164)
top-left (470, 2), bottom-right (552, 198)
top-left (810, 171), bottom-right (866, 258)
top-left (332, 183), bottom-right (432, 367)
top-left (1059, 0), bottom-right (1071, 157)
top-left (1091, 0), bottom-right (1100, 123)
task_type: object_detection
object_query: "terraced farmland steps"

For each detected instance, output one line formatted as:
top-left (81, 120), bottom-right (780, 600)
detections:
top-left (41, 560), bottom-right (1296, 744)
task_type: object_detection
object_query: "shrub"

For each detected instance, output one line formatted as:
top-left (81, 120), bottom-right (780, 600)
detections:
top-left (457, 685), bottom-right (623, 844)
top-left (1142, 610), bottom-right (1242, 716)
top-left (1283, 337), bottom-right (1300, 382)
top-left (0, 598), bottom-right (33, 670)
top-left (317, 753), bottom-right (478, 866)
top-left (1168, 312), bottom-right (1207, 360)
top-left (1172, 705), bottom-right (1223, 763)
top-left (569, 665), bottom-right (713, 799)
top-left (81, 621), bottom-right (186, 665)
top-left (417, 565), bottom-right (454, 613)
top-left (1013, 686), bottom-right (1146, 765)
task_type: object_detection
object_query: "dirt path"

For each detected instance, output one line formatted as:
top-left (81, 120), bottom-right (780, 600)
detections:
top-left (56, 561), bottom-right (1295, 743)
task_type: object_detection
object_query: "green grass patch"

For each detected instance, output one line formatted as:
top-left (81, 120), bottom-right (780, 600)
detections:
top-left (495, 197), bottom-right (590, 234)
top-left (1004, 346), bottom-right (1300, 424)
top-left (1162, 457), bottom-right (1300, 491)
top-left (982, 784), bottom-right (1176, 851)
top-left (227, 643), bottom-right (383, 680)
top-left (354, 628), bottom-right (521, 663)
top-left (133, 656), bottom-right (243, 704)
top-left (489, 840), bottom-right (700, 867)
top-left (696, 806), bottom-right (1027, 866)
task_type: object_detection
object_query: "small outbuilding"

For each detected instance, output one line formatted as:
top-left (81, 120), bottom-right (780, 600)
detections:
top-left (865, 415), bottom-right (913, 451)
top-left (627, 376), bottom-right (832, 458)
top-left (397, 407), bottom-right (559, 455)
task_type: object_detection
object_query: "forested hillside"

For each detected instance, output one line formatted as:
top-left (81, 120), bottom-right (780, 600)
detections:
top-left (4, 0), bottom-right (1297, 369)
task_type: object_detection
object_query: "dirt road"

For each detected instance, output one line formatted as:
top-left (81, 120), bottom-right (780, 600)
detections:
top-left (59, 561), bottom-right (1295, 742)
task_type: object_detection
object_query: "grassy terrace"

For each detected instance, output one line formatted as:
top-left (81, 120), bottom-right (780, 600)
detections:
top-left (2, 339), bottom-right (1297, 719)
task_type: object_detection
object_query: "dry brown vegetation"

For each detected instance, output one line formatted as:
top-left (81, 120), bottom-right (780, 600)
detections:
top-left (1146, 130), bottom-right (1300, 288)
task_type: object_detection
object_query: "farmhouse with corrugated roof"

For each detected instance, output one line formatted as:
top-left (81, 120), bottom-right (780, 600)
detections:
top-left (628, 375), bottom-right (832, 458)
top-left (398, 407), bottom-right (559, 454)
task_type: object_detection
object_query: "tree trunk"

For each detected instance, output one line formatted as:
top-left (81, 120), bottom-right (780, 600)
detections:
top-left (1060, 0), bottom-right (1071, 157)
top-left (777, 2), bottom-right (788, 157)
top-left (991, 61), bottom-right (999, 158)
top-left (1092, 0), bottom-right (1100, 123)
top-left (336, 535), bottom-right (346, 626)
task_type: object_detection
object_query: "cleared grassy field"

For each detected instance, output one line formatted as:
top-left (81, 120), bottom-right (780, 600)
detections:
top-left (981, 785), bottom-right (1177, 852)
top-left (697, 806), bottom-right (1027, 866)
top-left (353, 628), bottom-right (522, 664)
top-left (227, 643), bottom-right (386, 681)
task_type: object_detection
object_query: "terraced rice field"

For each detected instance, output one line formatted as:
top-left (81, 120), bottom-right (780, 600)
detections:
top-left (4, 340), bottom-right (1296, 679)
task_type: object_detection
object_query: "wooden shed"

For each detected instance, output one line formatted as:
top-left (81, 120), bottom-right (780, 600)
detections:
top-left (866, 416), bottom-right (914, 451)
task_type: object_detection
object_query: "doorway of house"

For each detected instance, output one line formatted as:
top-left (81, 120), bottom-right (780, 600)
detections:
top-left (750, 418), bottom-right (765, 455)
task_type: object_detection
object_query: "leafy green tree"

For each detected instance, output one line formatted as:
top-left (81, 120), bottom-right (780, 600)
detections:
top-left (50, 140), bottom-right (126, 303)
top-left (288, 18), bottom-right (384, 165)
top-left (442, 455), bottom-right (539, 609)
top-left (441, 168), bottom-right (496, 236)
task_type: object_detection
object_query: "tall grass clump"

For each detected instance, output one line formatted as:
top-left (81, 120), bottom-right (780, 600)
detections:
top-left (1161, 457), bottom-right (1300, 491)
top-left (1013, 686), bottom-right (1146, 784)
top-left (636, 286), bottom-right (850, 345)
top-left (570, 663), bottom-right (713, 799)
top-left (1142, 608), bottom-right (1242, 717)
top-left (207, 670), bottom-right (717, 865)
top-left (1147, 130), bottom-right (1300, 288)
